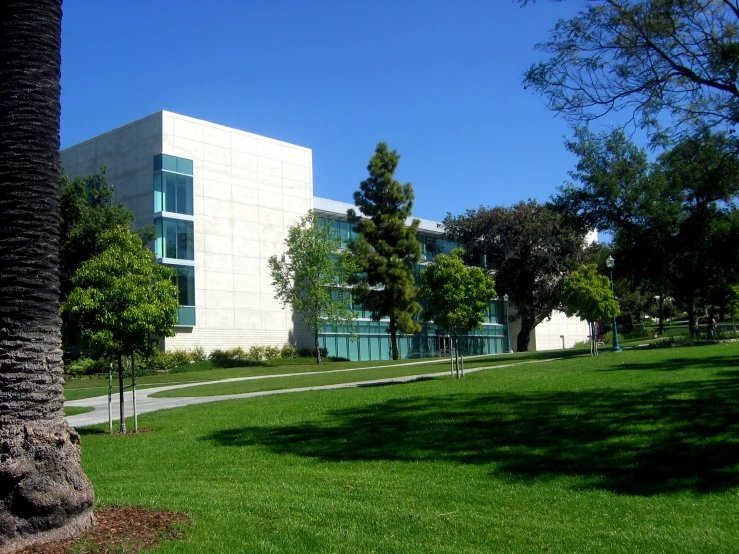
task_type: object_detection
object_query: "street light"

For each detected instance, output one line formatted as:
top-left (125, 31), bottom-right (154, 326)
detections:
top-left (605, 255), bottom-right (622, 352)
top-left (503, 293), bottom-right (513, 353)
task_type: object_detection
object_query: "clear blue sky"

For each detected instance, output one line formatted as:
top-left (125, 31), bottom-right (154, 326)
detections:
top-left (61, 0), bottom-right (590, 223)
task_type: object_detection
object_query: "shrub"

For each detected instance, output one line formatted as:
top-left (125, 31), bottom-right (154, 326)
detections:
top-left (264, 346), bottom-right (281, 360)
top-left (622, 328), bottom-right (650, 340)
top-left (280, 344), bottom-right (298, 359)
top-left (296, 347), bottom-right (314, 358)
top-left (64, 357), bottom-right (108, 376)
top-left (191, 345), bottom-right (207, 362)
top-left (247, 346), bottom-right (266, 361)
top-left (169, 348), bottom-right (193, 368)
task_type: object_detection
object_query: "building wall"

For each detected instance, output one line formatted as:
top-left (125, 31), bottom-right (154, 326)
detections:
top-left (62, 111), bottom-right (315, 354)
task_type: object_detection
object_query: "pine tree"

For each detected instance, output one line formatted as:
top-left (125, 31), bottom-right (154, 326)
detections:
top-left (347, 143), bottom-right (422, 360)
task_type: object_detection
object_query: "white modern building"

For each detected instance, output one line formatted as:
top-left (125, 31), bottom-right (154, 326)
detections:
top-left (61, 111), bottom-right (590, 360)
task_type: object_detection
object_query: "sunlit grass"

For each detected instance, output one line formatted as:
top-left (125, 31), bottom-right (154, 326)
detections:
top-left (77, 342), bottom-right (739, 553)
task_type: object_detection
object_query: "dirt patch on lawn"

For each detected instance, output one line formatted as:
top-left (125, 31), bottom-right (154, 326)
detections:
top-left (18, 505), bottom-right (190, 554)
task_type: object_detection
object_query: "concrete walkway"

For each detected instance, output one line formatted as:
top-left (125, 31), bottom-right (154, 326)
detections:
top-left (65, 358), bottom-right (553, 429)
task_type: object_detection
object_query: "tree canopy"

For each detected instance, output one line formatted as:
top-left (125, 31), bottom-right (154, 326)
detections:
top-left (559, 127), bottom-right (739, 334)
top-left (522, 0), bottom-right (739, 141)
top-left (60, 169), bottom-right (140, 300)
top-left (563, 264), bottom-right (620, 356)
top-left (347, 142), bottom-right (422, 360)
top-left (443, 200), bottom-right (588, 352)
top-left (269, 210), bottom-right (355, 364)
top-left (420, 248), bottom-right (496, 375)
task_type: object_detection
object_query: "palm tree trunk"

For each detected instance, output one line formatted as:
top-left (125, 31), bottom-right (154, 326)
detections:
top-left (0, 2), bottom-right (94, 550)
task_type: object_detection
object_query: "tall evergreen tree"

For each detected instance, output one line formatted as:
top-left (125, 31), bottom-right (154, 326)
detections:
top-left (348, 143), bottom-right (422, 360)
top-left (0, 1), bottom-right (94, 550)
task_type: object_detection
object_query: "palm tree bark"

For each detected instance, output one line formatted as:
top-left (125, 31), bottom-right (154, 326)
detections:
top-left (0, 2), bottom-right (94, 551)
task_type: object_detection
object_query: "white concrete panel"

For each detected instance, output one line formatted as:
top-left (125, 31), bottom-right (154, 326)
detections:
top-left (193, 176), bottom-right (204, 197)
top-left (205, 270), bottom-right (233, 291)
top-left (136, 134), bottom-right (160, 161)
top-left (234, 309), bottom-right (263, 330)
top-left (171, 136), bottom-right (204, 161)
top-left (60, 146), bottom-right (78, 169)
top-left (232, 185), bottom-right (258, 206)
top-left (283, 178), bottom-right (307, 199)
top-left (76, 139), bottom-right (96, 163)
top-left (162, 133), bottom-right (176, 158)
top-left (203, 197), bottom-right (233, 219)
top-left (234, 273), bottom-right (261, 293)
top-left (75, 157), bottom-right (97, 177)
top-left (261, 310), bottom-right (288, 330)
top-left (281, 146), bottom-right (306, 166)
top-left (204, 143), bottom-right (231, 166)
top-left (258, 207), bottom-right (284, 228)
top-left (231, 133), bottom-right (258, 155)
top-left (173, 117), bottom-right (204, 142)
top-left (258, 157), bottom-right (282, 178)
top-left (95, 137), bottom-right (116, 170)
top-left (257, 140), bottom-right (281, 160)
top-left (204, 252), bottom-right (234, 273)
top-left (233, 256), bottom-right (261, 275)
top-left (232, 238), bottom-right (260, 258)
top-left (232, 212), bottom-right (260, 237)
top-left (201, 215), bottom-right (233, 238)
top-left (203, 125), bottom-right (231, 148)
top-left (136, 114), bottom-right (161, 140)
top-left (203, 180), bottom-right (232, 202)
top-left (204, 289), bottom-right (235, 309)
top-left (202, 161), bottom-right (231, 184)
top-left (194, 232), bottom-right (205, 255)
top-left (283, 196), bottom-right (310, 217)
top-left (232, 167), bottom-right (259, 188)
top-left (256, 171), bottom-right (282, 192)
top-left (232, 151), bottom-right (258, 172)
top-left (204, 233), bottom-right (233, 255)
top-left (282, 162), bottom-right (306, 183)
top-left (234, 292), bottom-right (261, 310)
top-left (260, 293), bottom-right (283, 311)
top-left (199, 308), bottom-right (235, 329)
top-left (258, 190), bottom-right (284, 211)
top-left (162, 113), bottom-right (175, 137)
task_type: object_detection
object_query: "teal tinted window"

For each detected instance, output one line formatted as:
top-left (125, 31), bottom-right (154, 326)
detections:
top-left (155, 218), bottom-right (194, 260)
top-left (176, 158), bottom-right (193, 175)
top-left (170, 264), bottom-right (195, 306)
top-left (177, 307), bottom-right (196, 326)
top-left (154, 171), bottom-right (193, 215)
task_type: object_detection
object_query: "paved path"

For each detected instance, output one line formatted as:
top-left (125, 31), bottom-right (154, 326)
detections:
top-left (65, 358), bottom-right (553, 429)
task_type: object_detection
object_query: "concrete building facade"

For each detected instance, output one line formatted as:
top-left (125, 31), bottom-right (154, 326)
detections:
top-left (61, 111), bottom-right (589, 360)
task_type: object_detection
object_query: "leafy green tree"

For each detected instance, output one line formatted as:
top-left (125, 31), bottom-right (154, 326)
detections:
top-left (419, 249), bottom-right (496, 377)
top-left (62, 227), bottom-right (179, 433)
top-left (347, 142), bottom-right (422, 360)
top-left (521, 0), bottom-right (739, 141)
top-left (561, 128), bottom-right (739, 335)
top-left (60, 169), bottom-right (150, 300)
top-left (444, 200), bottom-right (587, 352)
top-left (0, 2), bottom-right (94, 549)
top-left (269, 210), bottom-right (355, 365)
top-left (726, 285), bottom-right (739, 335)
top-left (563, 264), bottom-right (620, 356)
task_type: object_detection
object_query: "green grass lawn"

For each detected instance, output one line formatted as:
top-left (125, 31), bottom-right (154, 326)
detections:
top-left (76, 342), bottom-right (739, 553)
top-left (63, 406), bottom-right (94, 417)
top-left (64, 349), bottom-right (586, 401)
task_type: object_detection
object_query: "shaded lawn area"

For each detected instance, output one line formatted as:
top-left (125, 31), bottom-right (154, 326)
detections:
top-left (64, 348), bottom-right (586, 401)
top-left (76, 342), bottom-right (739, 553)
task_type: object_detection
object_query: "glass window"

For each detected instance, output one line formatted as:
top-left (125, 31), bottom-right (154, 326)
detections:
top-left (155, 218), bottom-right (194, 260)
top-left (170, 264), bottom-right (195, 306)
top-left (154, 171), bottom-right (193, 215)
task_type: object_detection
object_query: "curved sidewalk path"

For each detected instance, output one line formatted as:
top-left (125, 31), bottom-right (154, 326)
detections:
top-left (65, 358), bottom-right (554, 429)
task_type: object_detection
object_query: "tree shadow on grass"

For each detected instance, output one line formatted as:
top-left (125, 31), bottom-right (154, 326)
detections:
top-left (202, 371), bottom-right (739, 496)
top-left (601, 354), bottom-right (739, 372)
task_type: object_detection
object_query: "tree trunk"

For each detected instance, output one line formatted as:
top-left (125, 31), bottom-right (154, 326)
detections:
top-left (314, 331), bottom-right (322, 365)
top-left (389, 318), bottom-right (400, 360)
top-left (657, 295), bottom-right (665, 335)
top-left (118, 354), bottom-right (126, 433)
top-left (516, 316), bottom-right (534, 352)
top-left (0, 2), bottom-right (94, 550)
top-left (687, 295), bottom-right (699, 336)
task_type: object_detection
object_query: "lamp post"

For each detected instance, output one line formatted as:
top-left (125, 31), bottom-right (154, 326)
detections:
top-left (605, 255), bottom-right (622, 352)
top-left (504, 293), bottom-right (513, 353)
